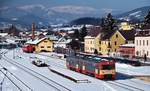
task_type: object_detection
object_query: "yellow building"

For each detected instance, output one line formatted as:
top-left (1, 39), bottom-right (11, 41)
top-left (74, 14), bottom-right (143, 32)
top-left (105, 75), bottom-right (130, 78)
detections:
top-left (84, 27), bottom-right (101, 53)
top-left (99, 30), bottom-right (135, 55)
top-left (119, 22), bottom-right (133, 30)
top-left (26, 37), bottom-right (53, 52)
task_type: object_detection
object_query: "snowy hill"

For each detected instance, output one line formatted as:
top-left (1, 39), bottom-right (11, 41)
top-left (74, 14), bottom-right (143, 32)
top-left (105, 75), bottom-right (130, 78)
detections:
top-left (116, 6), bottom-right (150, 22)
top-left (0, 5), bottom-right (99, 27)
top-left (0, 5), bottom-right (150, 27)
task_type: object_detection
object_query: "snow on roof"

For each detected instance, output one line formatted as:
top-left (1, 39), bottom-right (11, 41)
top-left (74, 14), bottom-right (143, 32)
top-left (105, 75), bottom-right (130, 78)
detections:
top-left (46, 35), bottom-right (59, 41)
top-left (6, 39), bottom-right (16, 44)
top-left (56, 37), bottom-right (72, 44)
top-left (120, 43), bottom-right (135, 47)
top-left (0, 33), bottom-right (8, 37)
top-left (84, 36), bottom-right (95, 39)
top-left (26, 37), bottom-right (47, 45)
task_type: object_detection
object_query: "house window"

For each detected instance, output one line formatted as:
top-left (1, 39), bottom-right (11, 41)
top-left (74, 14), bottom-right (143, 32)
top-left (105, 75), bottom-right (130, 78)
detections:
top-left (115, 41), bottom-right (117, 45)
top-left (139, 40), bottom-right (141, 46)
top-left (91, 41), bottom-right (92, 44)
top-left (114, 49), bottom-right (116, 52)
top-left (90, 47), bottom-right (93, 51)
top-left (108, 42), bottom-right (111, 46)
top-left (136, 40), bottom-right (138, 45)
top-left (116, 34), bottom-right (118, 38)
top-left (136, 51), bottom-right (139, 56)
top-left (99, 47), bottom-right (101, 51)
top-left (99, 41), bottom-right (101, 44)
top-left (41, 46), bottom-right (44, 48)
top-left (44, 41), bottom-right (48, 43)
top-left (147, 40), bottom-right (149, 46)
top-left (147, 51), bottom-right (149, 56)
top-left (143, 40), bottom-right (145, 46)
top-left (139, 51), bottom-right (141, 56)
top-left (47, 46), bottom-right (51, 48)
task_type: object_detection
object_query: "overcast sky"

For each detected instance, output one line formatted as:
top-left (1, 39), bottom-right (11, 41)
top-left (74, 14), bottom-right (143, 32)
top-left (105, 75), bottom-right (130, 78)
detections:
top-left (1, 0), bottom-right (150, 14)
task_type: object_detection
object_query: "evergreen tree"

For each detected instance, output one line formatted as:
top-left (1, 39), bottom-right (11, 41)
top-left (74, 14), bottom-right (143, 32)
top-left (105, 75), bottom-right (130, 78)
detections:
top-left (102, 13), bottom-right (116, 32)
top-left (79, 25), bottom-right (87, 41)
top-left (144, 10), bottom-right (150, 25)
top-left (73, 29), bottom-right (79, 39)
top-left (68, 39), bottom-right (80, 50)
top-left (101, 17), bottom-right (105, 27)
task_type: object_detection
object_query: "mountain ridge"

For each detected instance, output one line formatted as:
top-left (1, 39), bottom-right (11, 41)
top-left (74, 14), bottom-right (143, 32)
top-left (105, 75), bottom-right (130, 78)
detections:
top-left (0, 5), bottom-right (150, 27)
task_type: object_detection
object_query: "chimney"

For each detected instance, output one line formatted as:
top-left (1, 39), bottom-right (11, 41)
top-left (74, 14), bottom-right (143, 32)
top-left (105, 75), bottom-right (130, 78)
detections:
top-left (32, 22), bottom-right (35, 40)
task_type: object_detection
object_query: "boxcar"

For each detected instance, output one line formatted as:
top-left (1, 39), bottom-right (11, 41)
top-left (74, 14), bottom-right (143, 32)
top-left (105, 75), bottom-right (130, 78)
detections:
top-left (66, 53), bottom-right (116, 80)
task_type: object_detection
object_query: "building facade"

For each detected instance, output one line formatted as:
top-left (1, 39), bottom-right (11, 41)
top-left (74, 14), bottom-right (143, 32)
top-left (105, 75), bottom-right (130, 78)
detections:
top-left (84, 36), bottom-right (95, 53)
top-left (99, 30), bottom-right (126, 55)
top-left (84, 26), bottom-right (101, 53)
top-left (54, 36), bottom-right (72, 48)
top-left (26, 37), bottom-right (53, 52)
top-left (119, 22), bottom-right (133, 30)
top-left (99, 30), bottom-right (135, 55)
top-left (117, 44), bottom-right (135, 57)
top-left (135, 30), bottom-right (150, 58)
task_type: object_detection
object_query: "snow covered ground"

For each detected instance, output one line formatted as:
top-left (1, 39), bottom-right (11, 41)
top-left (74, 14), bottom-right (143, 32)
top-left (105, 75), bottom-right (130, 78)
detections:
top-left (0, 48), bottom-right (150, 91)
top-left (116, 63), bottom-right (150, 76)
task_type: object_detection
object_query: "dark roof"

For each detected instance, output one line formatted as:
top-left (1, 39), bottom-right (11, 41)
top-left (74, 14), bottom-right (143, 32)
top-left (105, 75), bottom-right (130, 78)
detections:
top-left (87, 26), bottom-right (102, 37)
top-left (135, 30), bottom-right (150, 37)
top-left (143, 24), bottom-right (150, 29)
top-left (119, 30), bottom-right (136, 40)
top-left (100, 30), bottom-right (116, 40)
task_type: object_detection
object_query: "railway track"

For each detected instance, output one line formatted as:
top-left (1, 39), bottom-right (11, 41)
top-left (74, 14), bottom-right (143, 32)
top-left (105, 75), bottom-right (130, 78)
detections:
top-left (0, 64), bottom-right (33, 91)
top-left (107, 81), bottom-right (145, 91)
top-left (15, 48), bottom-right (149, 91)
top-left (17, 49), bottom-right (66, 69)
top-left (1, 52), bottom-right (71, 91)
top-left (125, 77), bottom-right (150, 86)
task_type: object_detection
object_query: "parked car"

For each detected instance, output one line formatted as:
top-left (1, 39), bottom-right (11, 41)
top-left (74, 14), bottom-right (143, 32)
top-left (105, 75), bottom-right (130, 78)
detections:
top-left (114, 58), bottom-right (141, 66)
top-left (129, 61), bottom-right (141, 66)
top-left (32, 59), bottom-right (48, 67)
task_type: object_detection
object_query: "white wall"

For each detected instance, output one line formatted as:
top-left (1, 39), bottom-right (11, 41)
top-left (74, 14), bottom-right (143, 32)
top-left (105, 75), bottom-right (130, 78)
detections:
top-left (54, 43), bottom-right (67, 48)
top-left (135, 36), bottom-right (150, 58)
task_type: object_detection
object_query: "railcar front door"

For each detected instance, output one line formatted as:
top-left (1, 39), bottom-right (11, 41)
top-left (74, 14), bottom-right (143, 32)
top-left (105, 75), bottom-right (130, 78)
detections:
top-left (94, 67), bottom-right (99, 78)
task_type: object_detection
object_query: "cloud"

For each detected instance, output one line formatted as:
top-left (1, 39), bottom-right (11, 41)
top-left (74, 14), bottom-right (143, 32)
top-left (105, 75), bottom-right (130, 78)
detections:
top-left (101, 8), bottom-right (114, 13)
top-left (101, 8), bottom-right (121, 15)
top-left (138, 0), bottom-right (150, 4)
top-left (0, 6), bottom-right (9, 11)
top-left (50, 5), bottom-right (97, 14)
top-left (17, 4), bottom-right (45, 11)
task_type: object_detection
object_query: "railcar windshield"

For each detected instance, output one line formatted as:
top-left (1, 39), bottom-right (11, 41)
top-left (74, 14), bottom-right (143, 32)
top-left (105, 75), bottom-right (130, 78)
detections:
top-left (86, 56), bottom-right (103, 62)
top-left (102, 65), bottom-right (114, 70)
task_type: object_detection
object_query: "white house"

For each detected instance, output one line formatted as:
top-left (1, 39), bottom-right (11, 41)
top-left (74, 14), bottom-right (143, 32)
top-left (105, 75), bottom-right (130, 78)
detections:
top-left (54, 37), bottom-right (72, 48)
top-left (135, 30), bottom-right (150, 58)
top-left (0, 33), bottom-right (8, 37)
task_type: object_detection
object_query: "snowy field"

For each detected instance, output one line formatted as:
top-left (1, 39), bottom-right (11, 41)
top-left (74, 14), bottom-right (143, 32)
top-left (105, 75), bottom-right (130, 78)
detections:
top-left (116, 63), bottom-right (150, 76)
top-left (0, 48), bottom-right (150, 91)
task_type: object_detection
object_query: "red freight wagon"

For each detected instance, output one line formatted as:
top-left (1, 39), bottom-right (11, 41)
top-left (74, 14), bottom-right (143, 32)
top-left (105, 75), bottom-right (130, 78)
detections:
top-left (22, 45), bottom-right (34, 53)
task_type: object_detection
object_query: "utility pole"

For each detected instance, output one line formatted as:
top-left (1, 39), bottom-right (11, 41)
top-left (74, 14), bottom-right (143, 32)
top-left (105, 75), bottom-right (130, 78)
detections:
top-left (32, 22), bottom-right (35, 40)
top-left (13, 48), bottom-right (15, 59)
